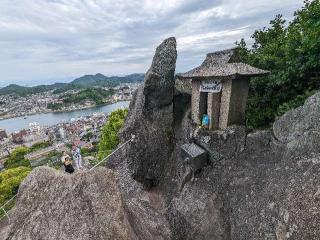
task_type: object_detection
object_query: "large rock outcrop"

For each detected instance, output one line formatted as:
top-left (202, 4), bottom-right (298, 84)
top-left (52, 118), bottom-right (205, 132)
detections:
top-left (119, 37), bottom-right (177, 188)
top-left (165, 93), bottom-right (320, 239)
top-left (108, 41), bottom-right (320, 238)
top-left (3, 167), bottom-right (136, 240)
top-left (104, 37), bottom-right (177, 240)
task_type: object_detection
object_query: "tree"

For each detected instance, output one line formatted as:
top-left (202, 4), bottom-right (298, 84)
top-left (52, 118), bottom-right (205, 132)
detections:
top-left (47, 102), bottom-right (63, 110)
top-left (29, 141), bottom-right (51, 152)
top-left (236, 0), bottom-right (320, 128)
top-left (98, 109), bottom-right (128, 159)
top-left (62, 88), bottom-right (114, 105)
top-left (0, 167), bottom-right (31, 210)
top-left (81, 132), bottom-right (94, 142)
top-left (4, 147), bottom-right (31, 169)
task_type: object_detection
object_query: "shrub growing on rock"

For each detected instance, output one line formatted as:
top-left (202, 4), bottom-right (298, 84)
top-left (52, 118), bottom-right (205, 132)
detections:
top-left (4, 147), bottom-right (31, 169)
top-left (98, 108), bottom-right (128, 160)
top-left (0, 166), bottom-right (31, 215)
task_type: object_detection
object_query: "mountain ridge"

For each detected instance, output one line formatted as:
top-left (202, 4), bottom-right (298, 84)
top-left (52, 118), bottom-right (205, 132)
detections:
top-left (0, 73), bottom-right (145, 96)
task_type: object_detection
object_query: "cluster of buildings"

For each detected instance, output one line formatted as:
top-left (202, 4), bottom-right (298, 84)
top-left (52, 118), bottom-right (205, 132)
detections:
top-left (0, 83), bottom-right (140, 120)
top-left (0, 92), bottom-right (57, 120)
top-left (109, 83), bottom-right (140, 102)
top-left (0, 112), bottom-right (110, 169)
top-left (0, 82), bottom-right (140, 170)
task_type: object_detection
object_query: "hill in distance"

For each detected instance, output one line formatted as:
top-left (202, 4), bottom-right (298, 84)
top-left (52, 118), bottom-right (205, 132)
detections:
top-left (0, 83), bottom-right (68, 96)
top-left (71, 73), bottom-right (144, 87)
top-left (0, 73), bottom-right (145, 96)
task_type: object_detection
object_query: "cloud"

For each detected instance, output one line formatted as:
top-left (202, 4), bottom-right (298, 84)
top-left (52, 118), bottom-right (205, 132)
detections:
top-left (0, 0), bottom-right (303, 86)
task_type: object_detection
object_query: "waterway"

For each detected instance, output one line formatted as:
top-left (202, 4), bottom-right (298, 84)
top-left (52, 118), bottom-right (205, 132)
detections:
top-left (0, 101), bottom-right (130, 134)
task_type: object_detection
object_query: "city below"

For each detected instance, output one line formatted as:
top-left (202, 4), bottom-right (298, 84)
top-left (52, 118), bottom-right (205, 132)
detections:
top-left (0, 82), bottom-right (139, 120)
top-left (0, 82), bottom-right (139, 171)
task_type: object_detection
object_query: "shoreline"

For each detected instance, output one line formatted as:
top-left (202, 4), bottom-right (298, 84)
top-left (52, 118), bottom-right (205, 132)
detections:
top-left (0, 100), bottom-right (129, 121)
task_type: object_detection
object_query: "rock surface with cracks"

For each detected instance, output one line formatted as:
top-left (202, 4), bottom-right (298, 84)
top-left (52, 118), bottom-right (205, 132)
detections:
top-left (118, 37), bottom-right (177, 188)
top-left (2, 167), bottom-right (136, 240)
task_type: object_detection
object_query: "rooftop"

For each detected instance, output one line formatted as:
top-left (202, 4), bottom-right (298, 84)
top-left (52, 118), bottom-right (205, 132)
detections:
top-left (179, 48), bottom-right (269, 79)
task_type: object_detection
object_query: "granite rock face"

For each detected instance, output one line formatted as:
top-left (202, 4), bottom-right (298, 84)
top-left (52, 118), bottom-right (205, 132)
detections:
top-left (4, 167), bottom-right (136, 240)
top-left (273, 92), bottom-right (320, 143)
top-left (119, 37), bottom-right (177, 188)
top-left (273, 92), bottom-right (320, 161)
top-left (166, 92), bottom-right (320, 239)
top-left (107, 152), bottom-right (173, 240)
top-left (102, 37), bottom-right (177, 240)
top-left (111, 50), bottom-right (320, 239)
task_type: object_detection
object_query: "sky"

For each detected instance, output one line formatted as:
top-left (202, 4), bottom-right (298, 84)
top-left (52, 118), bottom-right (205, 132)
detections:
top-left (0, 0), bottom-right (303, 87)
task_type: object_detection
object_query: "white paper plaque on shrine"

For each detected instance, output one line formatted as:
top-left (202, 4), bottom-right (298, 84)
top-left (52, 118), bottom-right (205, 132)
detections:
top-left (199, 80), bottom-right (222, 93)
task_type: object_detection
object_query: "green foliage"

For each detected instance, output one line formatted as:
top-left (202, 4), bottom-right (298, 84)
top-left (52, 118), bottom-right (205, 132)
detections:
top-left (29, 141), bottom-right (51, 152)
top-left (47, 102), bottom-right (64, 110)
top-left (70, 73), bottom-right (144, 87)
top-left (4, 147), bottom-right (31, 169)
top-left (34, 150), bottom-right (63, 168)
top-left (276, 90), bottom-right (317, 116)
top-left (52, 73), bottom-right (144, 94)
top-left (80, 147), bottom-right (97, 158)
top-left (62, 88), bottom-right (115, 105)
top-left (0, 167), bottom-right (31, 215)
top-left (0, 74), bottom-right (144, 97)
top-left (81, 131), bottom-right (94, 142)
top-left (0, 83), bottom-right (67, 96)
top-left (236, 0), bottom-right (320, 128)
top-left (98, 108), bottom-right (128, 159)
top-left (65, 143), bottom-right (72, 149)
top-left (52, 83), bottom-right (84, 94)
top-left (80, 148), bottom-right (90, 156)
top-left (80, 142), bottom-right (99, 160)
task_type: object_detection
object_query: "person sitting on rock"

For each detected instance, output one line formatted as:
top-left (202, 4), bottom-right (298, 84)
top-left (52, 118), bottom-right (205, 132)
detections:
top-left (61, 151), bottom-right (70, 164)
top-left (63, 156), bottom-right (74, 174)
